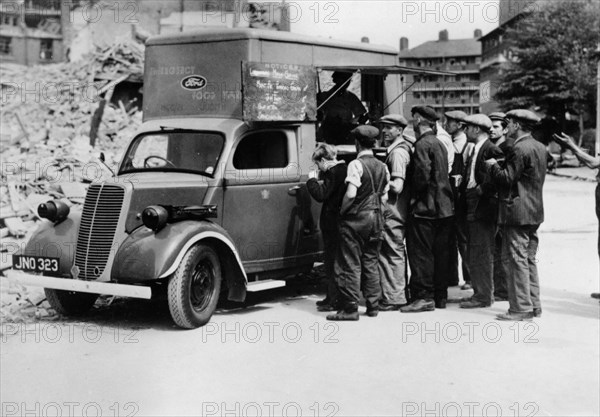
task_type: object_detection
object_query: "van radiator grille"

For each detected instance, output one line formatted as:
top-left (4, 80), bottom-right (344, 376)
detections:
top-left (74, 184), bottom-right (124, 280)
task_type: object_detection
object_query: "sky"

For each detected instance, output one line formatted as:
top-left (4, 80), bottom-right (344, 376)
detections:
top-left (284, 0), bottom-right (500, 50)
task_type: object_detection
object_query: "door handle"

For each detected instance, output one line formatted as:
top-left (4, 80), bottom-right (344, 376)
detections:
top-left (288, 185), bottom-right (301, 196)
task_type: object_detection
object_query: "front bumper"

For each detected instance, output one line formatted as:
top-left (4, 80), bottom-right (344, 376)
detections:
top-left (3, 271), bottom-right (152, 299)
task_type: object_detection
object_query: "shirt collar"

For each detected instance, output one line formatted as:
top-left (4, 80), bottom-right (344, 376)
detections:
top-left (357, 150), bottom-right (374, 158)
top-left (453, 131), bottom-right (467, 143)
top-left (473, 137), bottom-right (488, 153)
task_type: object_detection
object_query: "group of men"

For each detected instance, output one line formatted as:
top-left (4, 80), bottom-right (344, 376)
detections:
top-left (307, 105), bottom-right (548, 321)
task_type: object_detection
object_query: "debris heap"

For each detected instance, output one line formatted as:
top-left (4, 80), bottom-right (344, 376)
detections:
top-left (1, 40), bottom-right (145, 322)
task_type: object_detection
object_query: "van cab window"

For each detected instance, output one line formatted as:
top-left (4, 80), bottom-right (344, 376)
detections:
top-left (120, 131), bottom-right (224, 176)
top-left (233, 131), bottom-right (288, 169)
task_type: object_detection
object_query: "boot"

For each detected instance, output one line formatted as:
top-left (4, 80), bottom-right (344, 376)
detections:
top-left (326, 302), bottom-right (359, 321)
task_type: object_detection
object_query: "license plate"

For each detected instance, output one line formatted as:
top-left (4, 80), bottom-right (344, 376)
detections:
top-left (12, 255), bottom-right (60, 276)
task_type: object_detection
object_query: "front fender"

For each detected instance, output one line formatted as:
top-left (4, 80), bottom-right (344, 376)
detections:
top-left (112, 221), bottom-right (247, 302)
top-left (20, 211), bottom-right (81, 278)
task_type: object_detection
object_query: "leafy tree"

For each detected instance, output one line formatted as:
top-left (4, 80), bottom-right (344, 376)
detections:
top-left (495, 0), bottom-right (600, 136)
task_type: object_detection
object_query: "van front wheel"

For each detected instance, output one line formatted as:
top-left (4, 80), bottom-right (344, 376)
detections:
top-left (168, 244), bottom-right (221, 329)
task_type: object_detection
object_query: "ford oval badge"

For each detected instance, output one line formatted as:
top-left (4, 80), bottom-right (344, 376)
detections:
top-left (181, 75), bottom-right (207, 91)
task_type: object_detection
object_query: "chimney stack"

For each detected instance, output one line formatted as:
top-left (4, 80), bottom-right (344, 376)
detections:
top-left (399, 37), bottom-right (409, 51)
top-left (474, 29), bottom-right (482, 38)
top-left (361, 36), bottom-right (370, 43)
top-left (439, 30), bottom-right (449, 41)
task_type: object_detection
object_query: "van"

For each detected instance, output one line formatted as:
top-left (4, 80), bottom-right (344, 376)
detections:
top-left (7, 29), bottom-right (446, 328)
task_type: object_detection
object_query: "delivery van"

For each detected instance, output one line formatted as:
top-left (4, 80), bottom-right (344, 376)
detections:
top-left (7, 28), bottom-right (448, 328)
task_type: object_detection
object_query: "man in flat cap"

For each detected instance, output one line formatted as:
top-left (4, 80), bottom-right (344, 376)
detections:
top-left (485, 109), bottom-right (547, 321)
top-left (401, 106), bottom-right (454, 312)
top-left (328, 125), bottom-right (390, 321)
top-left (376, 114), bottom-right (412, 310)
top-left (488, 111), bottom-right (511, 302)
top-left (489, 112), bottom-right (512, 154)
top-left (317, 71), bottom-right (367, 145)
top-left (460, 114), bottom-right (503, 309)
top-left (444, 110), bottom-right (473, 289)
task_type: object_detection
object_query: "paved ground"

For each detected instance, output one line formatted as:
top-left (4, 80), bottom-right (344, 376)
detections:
top-left (1, 174), bottom-right (599, 417)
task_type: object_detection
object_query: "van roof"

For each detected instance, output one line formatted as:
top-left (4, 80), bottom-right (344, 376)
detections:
top-left (146, 28), bottom-right (398, 55)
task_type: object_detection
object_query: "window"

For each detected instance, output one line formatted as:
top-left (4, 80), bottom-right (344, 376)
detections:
top-left (233, 131), bottom-right (288, 169)
top-left (39, 39), bottom-right (53, 60)
top-left (0, 36), bottom-right (12, 55)
top-left (414, 93), bottom-right (420, 99)
top-left (120, 131), bottom-right (224, 176)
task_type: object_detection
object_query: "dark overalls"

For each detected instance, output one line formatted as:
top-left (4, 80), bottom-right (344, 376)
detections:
top-left (334, 155), bottom-right (388, 313)
top-left (448, 141), bottom-right (471, 286)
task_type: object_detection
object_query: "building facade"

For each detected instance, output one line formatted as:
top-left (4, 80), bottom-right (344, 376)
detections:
top-left (0, 0), bottom-right (72, 65)
top-left (1, 0), bottom-right (288, 65)
top-left (398, 29), bottom-right (482, 116)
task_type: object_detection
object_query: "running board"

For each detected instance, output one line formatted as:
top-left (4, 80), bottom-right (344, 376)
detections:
top-left (246, 279), bottom-right (286, 292)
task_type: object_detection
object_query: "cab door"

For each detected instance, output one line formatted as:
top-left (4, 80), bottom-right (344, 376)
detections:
top-left (222, 128), bottom-right (317, 274)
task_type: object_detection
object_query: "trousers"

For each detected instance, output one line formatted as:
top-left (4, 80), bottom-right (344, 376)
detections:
top-left (322, 227), bottom-right (340, 304)
top-left (378, 215), bottom-right (408, 305)
top-left (500, 224), bottom-right (541, 313)
top-left (407, 216), bottom-right (453, 301)
top-left (466, 218), bottom-right (496, 305)
top-left (449, 215), bottom-right (471, 285)
top-left (493, 226), bottom-right (508, 299)
top-left (334, 211), bottom-right (382, 311)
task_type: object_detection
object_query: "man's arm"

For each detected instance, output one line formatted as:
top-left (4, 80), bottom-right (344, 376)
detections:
top-left (486, 146), bottom-right (525, 186)
top-left (388, 148), bottom-right (410, 195)
top-left (480, 145), bottom-right (504, 196)
top-left (412, 142), bottom-right (432, 192)
top-left (553, 133), bottom-right (600, 169)
top-left (306, 169), bottom-right (338, 203)
top-left (340, 184), bottom-right (357, 216)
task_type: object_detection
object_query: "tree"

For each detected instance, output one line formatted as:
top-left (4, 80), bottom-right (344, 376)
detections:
top-left (495, 0), bottom-right (600, 137)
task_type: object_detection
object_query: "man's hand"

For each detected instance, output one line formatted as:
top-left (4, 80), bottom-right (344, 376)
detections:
top-left (552, 132), bottom-right (577, 150)
top-left (308, 169), bottom-right (319, 180)
top-left (485, 158), bottom-right (498, 166)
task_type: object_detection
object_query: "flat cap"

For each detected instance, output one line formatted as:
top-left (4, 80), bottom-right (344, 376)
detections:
top-left (463, 114), bottom-right (492, 131)
top-left (378, 114), bottom-right (408, 127)
top-left (488, 112), bottom-right (507, 122)
top-left (444, 110), bottom-right (468, 122)
top-left (333, 71), bottom-right (353, 80)
top-left (350, 125), bottom-right (379, 147)
top-left (506, 109), bottom-right (541, 124)
top-left (411, 105), bottom-right (439, 122)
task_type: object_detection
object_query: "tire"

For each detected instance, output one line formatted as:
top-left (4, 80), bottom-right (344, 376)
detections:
top-left (44, 288), bottom-right (99, 315)
top-left (167, 244), bottom-right (222, 329)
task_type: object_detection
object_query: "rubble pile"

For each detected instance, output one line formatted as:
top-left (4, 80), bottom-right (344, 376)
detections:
top-left (1, 40), bottom-right (145, 321)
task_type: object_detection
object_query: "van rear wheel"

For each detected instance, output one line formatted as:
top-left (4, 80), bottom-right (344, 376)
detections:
top-left (167, 244), bottom-right (221, 329)
top-left (44, 289), bottom-right (99, 315)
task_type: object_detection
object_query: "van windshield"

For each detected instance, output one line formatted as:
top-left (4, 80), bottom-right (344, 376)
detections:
top-left (119, 131), bottom-right (224, 176)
